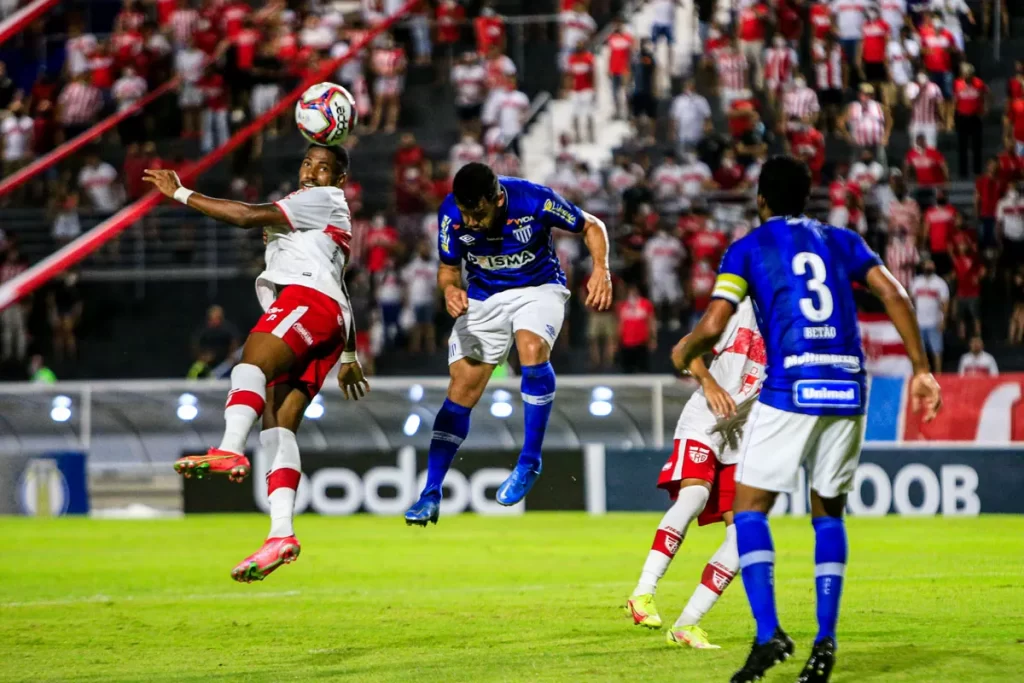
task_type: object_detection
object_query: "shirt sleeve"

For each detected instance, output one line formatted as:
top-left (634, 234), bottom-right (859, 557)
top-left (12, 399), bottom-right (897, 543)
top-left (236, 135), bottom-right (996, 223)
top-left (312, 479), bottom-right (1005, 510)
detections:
top-left (273, 186), bottom-right (349, 232)
top-left (437, 204), bottom-right (463, 265)
top-left (939, 279), bottom-right (949, 303)
top-left (833, 227), bottom-right (884, 284)
top-left (712, 240), bottom-right (750, 305)
top-left (536, 185), bottom-right (586, 234)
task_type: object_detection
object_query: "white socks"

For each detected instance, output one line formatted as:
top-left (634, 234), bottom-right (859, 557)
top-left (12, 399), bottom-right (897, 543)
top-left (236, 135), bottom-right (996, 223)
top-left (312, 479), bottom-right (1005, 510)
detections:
top-left (676, 524), bottom-right (740, 627)
top-left (265, 427), bottom-right (301, 539)
top-left (633, 485), bottom-right (710, 596)
top-left (218, 363), bottom-right (266, 454)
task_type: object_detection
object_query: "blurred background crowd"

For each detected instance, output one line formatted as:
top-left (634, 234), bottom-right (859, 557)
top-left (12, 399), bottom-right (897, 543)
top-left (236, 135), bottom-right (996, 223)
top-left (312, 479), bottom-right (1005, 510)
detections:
top-left (0, 0), bottom-right (1021, 382)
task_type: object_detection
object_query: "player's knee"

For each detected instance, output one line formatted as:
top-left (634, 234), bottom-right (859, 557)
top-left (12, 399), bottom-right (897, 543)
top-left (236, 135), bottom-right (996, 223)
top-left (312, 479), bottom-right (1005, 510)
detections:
top-left (516, 335), bottom-right (550, 365)
top-left (447, 360), bottom-right (492, 408)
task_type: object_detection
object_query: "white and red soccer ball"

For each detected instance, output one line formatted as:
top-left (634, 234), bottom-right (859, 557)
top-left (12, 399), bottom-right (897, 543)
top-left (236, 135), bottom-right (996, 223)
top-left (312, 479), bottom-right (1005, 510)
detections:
top-left (294, 82), bottom-right (357, 146)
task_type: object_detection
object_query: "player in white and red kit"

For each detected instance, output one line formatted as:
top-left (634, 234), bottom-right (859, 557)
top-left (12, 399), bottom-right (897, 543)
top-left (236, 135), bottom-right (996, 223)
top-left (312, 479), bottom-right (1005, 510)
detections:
top-left (143, 146), bottom-right (369, 582)
top-left (565, 42), bottom-right (596, 143)
top-left (626, 299), bottom-right (765, 649)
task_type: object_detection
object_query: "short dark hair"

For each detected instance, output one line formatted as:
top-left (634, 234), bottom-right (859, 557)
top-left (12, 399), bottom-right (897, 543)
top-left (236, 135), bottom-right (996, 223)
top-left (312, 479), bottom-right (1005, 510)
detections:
top-left (307, 144), bottom-right (349, 176)
top-left (452, 162), bottom-right (499, 207)
top-left (757, 155), bottom-right (811, 217)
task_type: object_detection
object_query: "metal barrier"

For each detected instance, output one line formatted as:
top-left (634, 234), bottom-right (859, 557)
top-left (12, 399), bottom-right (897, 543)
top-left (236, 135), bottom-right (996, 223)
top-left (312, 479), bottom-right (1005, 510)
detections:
top-left (0, 375), bottom-right (688, 471)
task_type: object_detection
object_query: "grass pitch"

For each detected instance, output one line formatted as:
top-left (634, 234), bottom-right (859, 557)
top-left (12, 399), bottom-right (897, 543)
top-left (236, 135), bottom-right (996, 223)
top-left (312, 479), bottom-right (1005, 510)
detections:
top-left (0, 514), bottom-right (1021, 682)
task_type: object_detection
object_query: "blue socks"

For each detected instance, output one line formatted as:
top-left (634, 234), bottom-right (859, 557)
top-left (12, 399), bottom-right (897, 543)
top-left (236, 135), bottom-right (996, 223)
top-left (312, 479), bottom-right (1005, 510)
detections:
top-left (813, 516), bottom-right (847, 643)
top-left (519, 362), bottom-right (556, 471)
top-left (422, 398), bottom-right (472, 498)
top-left (735, 510), bottom-right (779, 644)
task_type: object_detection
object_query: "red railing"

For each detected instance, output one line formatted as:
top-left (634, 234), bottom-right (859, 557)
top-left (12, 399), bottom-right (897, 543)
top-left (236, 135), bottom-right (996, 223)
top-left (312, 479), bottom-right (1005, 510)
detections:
top-left (0, 0), bottom-right (58, 46)
top-left (0, 78), bottom-right (180, 198)
top-left (0, 0), bottom-right (422, 311)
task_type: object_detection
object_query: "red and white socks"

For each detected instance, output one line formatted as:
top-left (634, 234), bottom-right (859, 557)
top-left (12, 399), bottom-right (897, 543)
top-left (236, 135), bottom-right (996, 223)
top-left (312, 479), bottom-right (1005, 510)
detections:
top-left (675, 524), bottom-right (739, 627)
top-left (633, 485), bottom-right (710, 596)
top-left (264, 427), bottom-right (301, 539)
top-left (218, 363), bottom-right (266, 455)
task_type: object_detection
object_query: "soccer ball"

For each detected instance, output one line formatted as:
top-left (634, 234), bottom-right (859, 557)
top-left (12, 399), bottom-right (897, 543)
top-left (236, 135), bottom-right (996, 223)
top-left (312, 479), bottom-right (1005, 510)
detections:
top-left (294, 82), bottom-right (357, 146)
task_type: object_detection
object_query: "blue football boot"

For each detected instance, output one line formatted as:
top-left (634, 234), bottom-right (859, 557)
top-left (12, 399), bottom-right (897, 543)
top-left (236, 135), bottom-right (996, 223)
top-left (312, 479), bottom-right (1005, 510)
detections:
top-left (495, 463), bottom-right (542, 506)
top-left (404, 492), bottom-right (440, 526)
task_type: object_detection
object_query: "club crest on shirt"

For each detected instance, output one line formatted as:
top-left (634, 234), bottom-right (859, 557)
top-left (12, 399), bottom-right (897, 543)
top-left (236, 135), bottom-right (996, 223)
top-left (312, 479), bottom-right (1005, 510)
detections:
top-left (513, 225), bottom-right (533, 243)
top-left (687, 443), bottom-right (711, 464)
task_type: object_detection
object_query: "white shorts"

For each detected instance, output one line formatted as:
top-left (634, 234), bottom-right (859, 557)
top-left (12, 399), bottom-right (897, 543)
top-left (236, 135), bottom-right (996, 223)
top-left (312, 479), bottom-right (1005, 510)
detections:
top-left (448, 284), bottom-right (570, 365)
top-left (735, 402), bottom-right (865, 498)
top-left (649, 276), bottom-right (681, 305)
top-left (251, 84), bottom-right (280, 117)
top-left (571, 89), bottom-right (595, 117)
top-left (909, 122), bottom-right (938, 149)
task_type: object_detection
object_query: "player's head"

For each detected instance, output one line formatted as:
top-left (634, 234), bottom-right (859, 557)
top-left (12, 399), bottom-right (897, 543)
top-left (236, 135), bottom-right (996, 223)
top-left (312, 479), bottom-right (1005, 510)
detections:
top-left (452, 162), bottom-right (504, 231)
top-left (300, 144), bottom-right (348, 189)
top-left (755, 155), bottom-right (811, 222)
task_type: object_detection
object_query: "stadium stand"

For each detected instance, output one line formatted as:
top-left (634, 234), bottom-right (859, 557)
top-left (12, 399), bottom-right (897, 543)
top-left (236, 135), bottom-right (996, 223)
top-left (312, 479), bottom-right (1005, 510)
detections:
top-left (0, 0), bottom-right (1021, 381)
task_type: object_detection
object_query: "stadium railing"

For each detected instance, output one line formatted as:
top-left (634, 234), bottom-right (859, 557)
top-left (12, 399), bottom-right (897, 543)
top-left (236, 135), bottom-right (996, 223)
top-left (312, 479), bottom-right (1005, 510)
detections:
top-left (0, 78), bottom-right (181, 199)
top-left (0, 0), bottom-right (424, 312)
top-left (0, 0), bottom-right (58, 46)
top-left (0, 375), bottom-right (683, 469)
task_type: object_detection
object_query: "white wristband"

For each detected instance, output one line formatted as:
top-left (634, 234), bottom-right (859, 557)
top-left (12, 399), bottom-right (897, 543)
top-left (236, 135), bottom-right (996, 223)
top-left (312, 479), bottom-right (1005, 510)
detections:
top-left (340, 351), bottom-right (358, 364)
top-left (173, 187), bottom-right (194, 205)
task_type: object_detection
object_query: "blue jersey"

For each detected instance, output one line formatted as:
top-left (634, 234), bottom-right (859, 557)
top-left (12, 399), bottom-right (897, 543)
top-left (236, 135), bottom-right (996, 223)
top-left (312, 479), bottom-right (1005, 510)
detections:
top-left (711, 217), bottom-right (883, 416)
top-left (437, 177), bottom-right (586, 301)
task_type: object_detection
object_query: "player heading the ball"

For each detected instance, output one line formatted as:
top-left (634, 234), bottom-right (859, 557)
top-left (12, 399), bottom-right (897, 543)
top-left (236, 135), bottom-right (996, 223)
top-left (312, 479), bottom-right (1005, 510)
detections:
top-left (404, 162), bottom-right (613, 526)
top-left (144, 145), bottom-right (370, 583)
top-left (676, 155), bottom-right (942, 683)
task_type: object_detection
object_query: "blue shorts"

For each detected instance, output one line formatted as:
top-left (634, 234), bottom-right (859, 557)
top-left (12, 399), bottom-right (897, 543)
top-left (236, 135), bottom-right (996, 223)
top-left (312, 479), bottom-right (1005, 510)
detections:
top-left (413, 303), bottom-right (434, 325)
top-left (921, 326), bottom-right (943, 355)
top-left (928, 70), bottom-right (952, 99)
top-left (652, 23), bottom-right (674, 45)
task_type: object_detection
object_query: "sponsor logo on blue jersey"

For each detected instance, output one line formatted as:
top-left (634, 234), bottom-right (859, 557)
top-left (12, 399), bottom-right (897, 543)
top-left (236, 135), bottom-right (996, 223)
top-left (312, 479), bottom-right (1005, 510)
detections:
top-left (793, 380), bottom-right (861, 409)
top-left (466, 250), bottom-right (537, 270)
top-left (542, 198), bottom-right (578, 226)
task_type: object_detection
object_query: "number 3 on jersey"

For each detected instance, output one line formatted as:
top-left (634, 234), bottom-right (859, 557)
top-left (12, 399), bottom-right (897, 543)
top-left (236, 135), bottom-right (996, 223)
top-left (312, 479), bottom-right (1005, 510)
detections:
top-left (791, 252), bottom-right (834, 322)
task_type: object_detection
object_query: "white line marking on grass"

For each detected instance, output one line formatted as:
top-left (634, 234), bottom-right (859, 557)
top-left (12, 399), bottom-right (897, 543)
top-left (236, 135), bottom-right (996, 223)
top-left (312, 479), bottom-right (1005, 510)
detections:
top-left (0, 590), bottom-right (300, 609)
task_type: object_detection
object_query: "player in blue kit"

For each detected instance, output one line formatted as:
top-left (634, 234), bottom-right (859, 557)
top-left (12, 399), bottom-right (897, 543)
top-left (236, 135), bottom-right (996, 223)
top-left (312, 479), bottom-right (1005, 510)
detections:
top-left (405, 162), bottom-right (612, 526)
top-left (676, 156), bottom-right (942, 683)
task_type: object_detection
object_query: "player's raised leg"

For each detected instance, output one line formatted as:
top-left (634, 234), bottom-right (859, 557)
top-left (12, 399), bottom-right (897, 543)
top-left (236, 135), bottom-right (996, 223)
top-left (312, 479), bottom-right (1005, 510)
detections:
top-left (173, 332), bottom-right (294, 481)
top-left (666, 514), bottom-right (739, 649)
top-left (406, 357), bottom-right (495, 525)
top-left (232, 384), bottom-right (307, 582)
top-left (496, 328), bottom-right (557, 506)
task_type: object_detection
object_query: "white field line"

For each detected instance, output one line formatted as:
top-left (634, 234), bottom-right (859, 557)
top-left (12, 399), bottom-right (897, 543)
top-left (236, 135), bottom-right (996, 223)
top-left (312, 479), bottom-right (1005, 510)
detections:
top-left (2, 572), bottom-right (1019, 610)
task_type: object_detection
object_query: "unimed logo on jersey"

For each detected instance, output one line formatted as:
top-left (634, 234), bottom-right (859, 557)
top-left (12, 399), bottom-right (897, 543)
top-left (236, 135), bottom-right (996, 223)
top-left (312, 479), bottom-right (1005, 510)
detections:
top-left (793, 380), bottom-right (861, 408)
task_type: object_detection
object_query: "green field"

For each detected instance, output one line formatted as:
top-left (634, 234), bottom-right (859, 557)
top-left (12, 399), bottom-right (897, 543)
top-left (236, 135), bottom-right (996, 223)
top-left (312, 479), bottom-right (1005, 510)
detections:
top-left (0, 514), bottom-right (1021, 682)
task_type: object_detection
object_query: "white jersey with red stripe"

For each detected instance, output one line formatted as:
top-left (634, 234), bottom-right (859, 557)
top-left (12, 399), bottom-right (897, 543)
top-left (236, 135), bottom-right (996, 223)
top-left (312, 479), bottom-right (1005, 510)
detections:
top-left (261, 186), bottom-right (353, 322)
top-left (859, 312), bottom-right (912, 377)
top-left (906, 80), bottom-right (943, 126)
top-left (763, 46), bottom-right (798, 89)
top-left (716, 50), bottom-right (749, 91)
top-left (673, 299), bottom-right (766, 464)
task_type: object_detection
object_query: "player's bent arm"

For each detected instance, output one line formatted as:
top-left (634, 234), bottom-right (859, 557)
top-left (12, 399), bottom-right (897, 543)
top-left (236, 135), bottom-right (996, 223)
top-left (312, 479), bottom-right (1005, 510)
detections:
top-left (581, 211), bottom-right (610, 270)
top-left (865, 265), bottom-right (930, 374)
top-left (677, 299), bottom-right (735, 370)
top-left (437, 262), bottom-right (463, 295)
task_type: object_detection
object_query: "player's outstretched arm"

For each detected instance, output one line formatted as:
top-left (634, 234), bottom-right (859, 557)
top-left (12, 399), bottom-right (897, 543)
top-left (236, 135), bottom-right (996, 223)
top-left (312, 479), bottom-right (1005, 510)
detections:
top-left (677, 299), bottom-right (735, 372)
top-left (581, 212), bottom-right (613, 311)
top-left (865, 265), bottom-right (942, 422)
top-left (143, 169), bottom-right (288, 229)
top-left (671, 333), bottom-right (736, 418)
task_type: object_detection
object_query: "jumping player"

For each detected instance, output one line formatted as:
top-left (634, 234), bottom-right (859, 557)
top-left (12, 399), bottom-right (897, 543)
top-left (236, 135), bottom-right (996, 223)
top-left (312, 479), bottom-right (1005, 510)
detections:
top-left (143, 145), bottom-right (370, 582)
top-left (677, 155), bottom-right (942, 683)
top-left (404, 162), bottom-right (612, 525)
top-left (626, 299), bottom-right (764, 650)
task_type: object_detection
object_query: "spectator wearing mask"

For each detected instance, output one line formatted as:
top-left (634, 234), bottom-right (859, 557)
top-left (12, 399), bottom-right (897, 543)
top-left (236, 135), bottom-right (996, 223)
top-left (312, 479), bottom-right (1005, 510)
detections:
top-left (715, 35), bottom-right (749, 112)
top-left (958, 336), bottom-right (998, 376)
top-left (198, 66), bottom-right (229, 154)
top-left (813, 32), bottom-right (847, 134)
top-left (931, 0), bottom-right (974, 51)
top-left (65, 21), bottom-right (98, 78)
top-left (952, 240), bottom-right (984, 340)
top-left (887, 223), bottom-right (920, 289)
top-left (77, 151), bottom-right (124, 215)
top-left (953, 63), bottom-right (987, 177)
top-left (649, 150), bottom-right (686, 214)
top-left (175, 36), bottom-right (206, 139)
top-left (920, 13), bottom-right (958, 126)
top-left (829, 190), bottom-right (868, 234)
top-left (559, 2), bottom-right (596, 71)
top-left (111, 67), bottom-right (148, 146)
top-left (678, 150), bottom-right (715, 209)
top-left (910, 259), bottom-right (950, 371)
top-left (857, 7), bottom-right (891, 95)
top-left (808, 0), bottom-right (834, 42)
top-left (565, 41), bottom-right (597, 144)
top-left (631, 39), bottom-right (658, 145)
top-left (449, 133), bottom-right (485, 177)
top-left (923, 188), bottom-right (959, 275)
top-left (643, 224), bottom-right (685, 331)
top-left (905, 133), bottom-right (948, 189)
top-left (483, 77), bottom-right (529, 157)
top-left (435, 0), bottom-right (465, 75)
top-left (738, 0), bottom-right (771, 91)
top-left (841, 84), bottom-right (891, 165)
top-left (401, 242), bottom-right (438, 354)
top-left (670, 78), bottom-right (711, 151)
top-left (786, 117), bottom-right (826, 184)
top-left (850, 148), bottom-right (885, 193)
top-left (451, 51), bottom-right (487, 136)
top-left (713, 147), bottom-right (747, 191)
top-left (606, 18), bottom-right (635, 120)
top-left (474, 2), bottom-right (506, 55)
top-left (782, 75), bottom-right (820, 130)
top-left (763, 36), bottom-right (798, 117)
top-left (369, 33), bottom-right (406, 135)
top-left (882, 170), bottom-right (923, 236)
top-left (616, 283), bottom-right (656, 373)
top-left (364, 213), bottom-right (400, 274)
top-left (887, 25), bottom-right (921, 106)
top-left (996, 182), bottom-right (1024, 271)
top-left (976, 158), bottom-right (1007, 248)
top-left (57, 73), bottom-right (103, 140)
